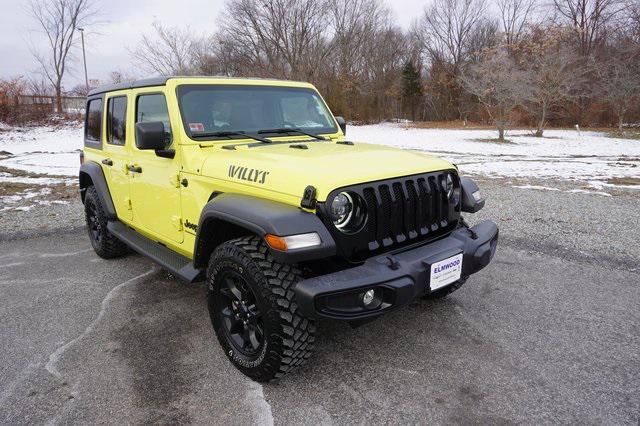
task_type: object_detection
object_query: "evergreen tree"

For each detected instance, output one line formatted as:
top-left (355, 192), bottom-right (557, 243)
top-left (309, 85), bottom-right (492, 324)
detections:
top-left (402, 61), bottom-right (423, 121)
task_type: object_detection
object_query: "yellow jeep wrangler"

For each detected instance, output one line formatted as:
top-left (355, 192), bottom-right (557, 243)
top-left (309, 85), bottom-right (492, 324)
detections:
top-left (79, 76), bottom-right (498, 382)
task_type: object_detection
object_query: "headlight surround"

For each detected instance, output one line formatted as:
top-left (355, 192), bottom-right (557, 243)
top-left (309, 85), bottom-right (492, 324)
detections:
top-left (329, 191), bottom-right (367, 234)
top-left (443, 173), bottom-right (454, 198)
top-left (442, 172), bottom-right (460, 205)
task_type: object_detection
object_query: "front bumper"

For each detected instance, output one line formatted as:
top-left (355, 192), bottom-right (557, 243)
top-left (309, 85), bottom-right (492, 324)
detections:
top-left (294, 220), bottom-right (498, 320)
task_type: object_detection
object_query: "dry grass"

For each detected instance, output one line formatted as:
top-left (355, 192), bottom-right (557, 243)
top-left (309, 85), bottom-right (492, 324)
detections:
top-left (607, 177), bottom-right (640, 186)
top-left (0, 165), bottom-right (68, 180)
top-left (0, 181), bottom-right (34, 196)
top-left (410, 121), bottom-right (497, 130)
top-left (605, 131), bottom-right (640, 141)
top-left (0, 165), bottom-right (77, 201)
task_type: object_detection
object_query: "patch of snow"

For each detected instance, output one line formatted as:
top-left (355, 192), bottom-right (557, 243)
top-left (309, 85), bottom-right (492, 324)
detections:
top-left (513, 185), bottom-right (561, 191)
top-left (566, 189), bottom-right (612, 197)
top-left (0, 188), bottom-right (52, 209)
top-left (0, 123), bottom-right (82, 176)
top-left (0, 152), bottom-right (80, 176)
top-left (513, 185), bottom-right (613, 196)
top-left (0, 173), bottom-right (69, 185)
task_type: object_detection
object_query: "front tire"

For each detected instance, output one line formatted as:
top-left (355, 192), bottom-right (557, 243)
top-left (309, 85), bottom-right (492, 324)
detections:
top-left (207, 236), bottom-right (315, 382)
top-left (84, 186), bottom-right (128, 259)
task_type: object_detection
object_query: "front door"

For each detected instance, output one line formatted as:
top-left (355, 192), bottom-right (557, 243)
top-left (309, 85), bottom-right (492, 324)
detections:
top-left (129, 92), bottom-right (183, 244)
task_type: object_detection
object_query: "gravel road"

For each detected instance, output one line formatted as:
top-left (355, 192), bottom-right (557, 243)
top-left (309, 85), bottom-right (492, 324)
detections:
top-left (0, 180), bottom-right (638, 424)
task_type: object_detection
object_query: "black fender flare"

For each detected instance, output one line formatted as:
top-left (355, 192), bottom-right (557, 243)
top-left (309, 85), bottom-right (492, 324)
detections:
top-left (79, 161), bottom-right (117, 219)
top-left (193, 194), bottom-right (337, 266)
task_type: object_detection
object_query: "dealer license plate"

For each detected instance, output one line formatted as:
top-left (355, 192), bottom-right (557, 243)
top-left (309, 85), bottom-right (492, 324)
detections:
top-left (429, 253), bottom-right (463, 291)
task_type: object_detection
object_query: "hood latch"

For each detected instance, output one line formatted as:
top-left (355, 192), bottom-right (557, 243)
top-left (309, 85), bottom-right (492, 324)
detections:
top-left (300, 185), bottom-right (317, 209)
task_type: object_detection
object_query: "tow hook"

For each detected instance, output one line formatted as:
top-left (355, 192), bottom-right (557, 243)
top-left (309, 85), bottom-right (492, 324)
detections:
top-left (461, 218), bottom-right (478, 240)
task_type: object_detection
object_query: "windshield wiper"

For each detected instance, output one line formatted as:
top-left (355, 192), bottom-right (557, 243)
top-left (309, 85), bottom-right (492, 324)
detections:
top-left (257, 128), bottom-right (326, 141)
top-left (191, 130), bottom-right (272, 144)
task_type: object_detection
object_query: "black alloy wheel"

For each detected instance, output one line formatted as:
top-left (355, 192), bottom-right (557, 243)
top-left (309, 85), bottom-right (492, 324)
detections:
top-left (215, 270), bottom-right (264, 356)
top-left (86, 202), bottom-right (103, 245)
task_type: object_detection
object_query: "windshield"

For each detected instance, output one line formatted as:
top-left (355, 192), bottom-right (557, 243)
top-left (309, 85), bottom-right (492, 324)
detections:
top-left (177, 85), bottom-right (337, 139)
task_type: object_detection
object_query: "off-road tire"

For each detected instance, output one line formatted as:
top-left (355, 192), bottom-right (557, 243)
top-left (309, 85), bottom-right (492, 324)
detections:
top-left (84, 186), bottom-right (128, 259)
top-left (423, 277), bottom-right (468, 299)
top-left (207, 236), bottom-right (315, 382)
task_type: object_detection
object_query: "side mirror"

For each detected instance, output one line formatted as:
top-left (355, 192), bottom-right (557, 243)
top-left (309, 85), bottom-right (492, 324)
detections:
top-left (335, 116), bottom-right (346, 135)
top-left (135, 122), bottom-right (166, 150)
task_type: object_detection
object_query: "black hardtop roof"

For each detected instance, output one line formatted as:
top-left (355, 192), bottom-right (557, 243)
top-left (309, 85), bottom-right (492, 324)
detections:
top-left (87, 76), bottom-right (307, 97)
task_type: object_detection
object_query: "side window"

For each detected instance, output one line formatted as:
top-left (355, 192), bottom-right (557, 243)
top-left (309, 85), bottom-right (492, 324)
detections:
top-left (85, 98), bottom-right (103, 146)
top-left (136, 94), bottom-right (172, 146)
top-left (106, 96), bottom-right (127, 145)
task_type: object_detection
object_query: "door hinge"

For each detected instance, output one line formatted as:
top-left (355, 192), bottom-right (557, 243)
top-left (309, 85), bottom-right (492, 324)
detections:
top-left (126, 198), bottom-right (132, 210)
top-left (171, 215), bottom-right (183, 231)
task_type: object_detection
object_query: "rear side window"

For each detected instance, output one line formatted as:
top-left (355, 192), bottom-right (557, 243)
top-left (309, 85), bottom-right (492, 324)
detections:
top-left (107, 96), bottom-right (127, 145)
top-left (136, 94), bottom-right (172, 144)
top-left (85, 98), bottom-right (103, 146)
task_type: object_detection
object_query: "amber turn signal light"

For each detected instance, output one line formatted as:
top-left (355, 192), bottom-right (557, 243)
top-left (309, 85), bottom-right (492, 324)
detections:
top-left (265, 234), bottom-right (288, 251)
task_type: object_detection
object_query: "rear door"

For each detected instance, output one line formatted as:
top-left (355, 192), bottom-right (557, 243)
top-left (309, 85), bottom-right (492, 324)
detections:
top-left (129, 92), bottom-right (183, 243)
top-left (102, 93), bottom-right (132, 220)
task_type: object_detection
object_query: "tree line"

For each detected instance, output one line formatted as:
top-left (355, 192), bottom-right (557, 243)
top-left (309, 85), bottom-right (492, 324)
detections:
top-left (129, 0), bottom-right (640, 137)
top-left (3, 0), bottom-right (640, 136)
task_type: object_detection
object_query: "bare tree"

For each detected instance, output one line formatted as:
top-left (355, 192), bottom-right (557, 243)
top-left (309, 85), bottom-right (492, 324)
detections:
top-left (466, 18), bottom-right (500, 62)
top-left (415, 0), bottom-right (488, 73)
top-left (496, 0), bottom-right (537, 45)
top-left (460, 49), bottom-right (531, 140)
top-left (595, 48), bottom-right (640, 133)
top-left (29, 0), bottom-right (97, 113)
top-left (552, 0), bottom-right (625, 57)
top-left (130, 21), bottom-right (197, 75)
top-left (218, 0), bottom-right (331, 81)
top-left (413, 0), bottom-right (489, 120)
top-left (518, 27), bottom-right (589, 136)
top-left (329, 0), bottom-right (389, 76)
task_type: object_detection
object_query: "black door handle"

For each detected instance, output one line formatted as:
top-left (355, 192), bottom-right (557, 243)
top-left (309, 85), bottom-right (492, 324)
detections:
top-left (127, 165), bottom-right (142, 173)
top-left (101, 158), bottom-right (113, 166)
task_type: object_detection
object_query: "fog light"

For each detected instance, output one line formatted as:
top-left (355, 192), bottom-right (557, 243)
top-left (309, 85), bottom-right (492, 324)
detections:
top-left (362, 289), bottom-right (375, 306)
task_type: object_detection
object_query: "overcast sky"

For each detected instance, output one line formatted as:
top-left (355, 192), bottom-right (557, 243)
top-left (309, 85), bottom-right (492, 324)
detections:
top-left (1, 0), bottom-right (427, 89)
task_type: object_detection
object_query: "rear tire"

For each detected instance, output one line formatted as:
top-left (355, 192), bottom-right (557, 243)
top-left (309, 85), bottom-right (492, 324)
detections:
top-left (207, 236), bottom-right (315, 382)
top-left (423, 277), bottom-right (468, 299)
top-left (84, 186), bottom-right (128, 259)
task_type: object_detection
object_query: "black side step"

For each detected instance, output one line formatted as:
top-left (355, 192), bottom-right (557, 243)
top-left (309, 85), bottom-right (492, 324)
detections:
top-left (107, 221), bottom-right (203, 283)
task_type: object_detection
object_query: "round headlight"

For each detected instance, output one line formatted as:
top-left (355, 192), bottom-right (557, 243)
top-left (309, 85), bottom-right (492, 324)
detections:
top-left (329, 191), bottom-right (367, 233)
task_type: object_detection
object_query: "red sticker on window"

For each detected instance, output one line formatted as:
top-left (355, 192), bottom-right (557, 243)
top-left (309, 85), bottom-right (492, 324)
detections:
top-left (189, 123), bottom-right (204, 132)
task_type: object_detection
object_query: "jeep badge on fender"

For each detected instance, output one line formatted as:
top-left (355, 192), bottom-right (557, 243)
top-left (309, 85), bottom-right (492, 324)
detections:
top-left (79, 76), bottom-right (498, 383)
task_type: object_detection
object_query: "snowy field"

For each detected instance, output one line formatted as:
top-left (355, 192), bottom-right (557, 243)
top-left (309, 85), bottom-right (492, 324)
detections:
top-left (350, 123), bottom-right (640, 191)
top-left (0, 123), bottom-right (81, 176)
top-left (1, 122), bottom-right (639, 208)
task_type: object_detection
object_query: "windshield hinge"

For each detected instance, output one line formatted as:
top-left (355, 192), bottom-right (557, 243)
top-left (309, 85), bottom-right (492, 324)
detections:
top-left (170, 174), bottom-right (181, 188)
top-left (171, 215), bottom-right (183, 231)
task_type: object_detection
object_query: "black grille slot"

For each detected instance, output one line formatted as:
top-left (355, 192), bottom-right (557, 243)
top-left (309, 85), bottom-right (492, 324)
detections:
top-left (320, 171), bottom-right (460, 260)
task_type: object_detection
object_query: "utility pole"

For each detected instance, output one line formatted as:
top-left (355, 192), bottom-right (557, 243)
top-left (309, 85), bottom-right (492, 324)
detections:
top-left (78, 27), bottom-right (89, 92)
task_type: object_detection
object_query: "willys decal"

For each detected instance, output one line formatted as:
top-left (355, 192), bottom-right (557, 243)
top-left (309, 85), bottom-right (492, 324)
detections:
top-left (228, 165), bottom-right (270, 184)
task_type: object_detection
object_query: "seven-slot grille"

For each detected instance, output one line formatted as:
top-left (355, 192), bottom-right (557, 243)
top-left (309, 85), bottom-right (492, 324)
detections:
top-left (320, 171), bottom-right (460, 260)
